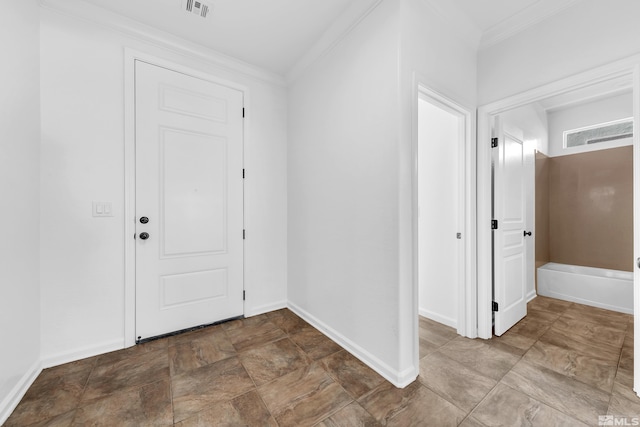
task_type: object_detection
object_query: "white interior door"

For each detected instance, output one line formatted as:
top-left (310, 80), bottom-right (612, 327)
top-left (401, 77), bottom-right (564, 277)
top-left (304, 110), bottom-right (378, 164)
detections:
top-left (493, 116), bottom-right (527, 336)
top-left (135, 60), bottom-right (244, 341)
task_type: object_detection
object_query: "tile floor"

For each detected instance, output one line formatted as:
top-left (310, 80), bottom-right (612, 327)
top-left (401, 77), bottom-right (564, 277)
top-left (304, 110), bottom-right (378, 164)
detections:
top-left (4, 296), bottom-right (638, 426)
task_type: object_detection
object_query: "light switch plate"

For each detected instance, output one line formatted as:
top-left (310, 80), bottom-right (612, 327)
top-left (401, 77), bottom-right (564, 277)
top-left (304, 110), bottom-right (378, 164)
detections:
top-left (93, 202), bottom-right (114, 217)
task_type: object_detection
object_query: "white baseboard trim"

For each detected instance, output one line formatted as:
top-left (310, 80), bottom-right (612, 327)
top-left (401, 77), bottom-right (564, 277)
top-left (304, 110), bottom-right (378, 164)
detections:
top-left (0, 360), bottom-right (42, 425)
top-left (245, 300), bottom-right (287, 318)
top-left (41, 339), bottom-right (124, 369)
top-left (526, 290), bottom-right (537, 303)
top-left (287, 302), bottom-right (417, 388)
top-left (418, 308), bottom-right (457, 329)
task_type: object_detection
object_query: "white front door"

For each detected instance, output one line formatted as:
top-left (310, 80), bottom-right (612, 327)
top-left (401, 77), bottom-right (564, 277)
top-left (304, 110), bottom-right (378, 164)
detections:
top-left (493, 116), bottom-right (527, 336)
top-left (135, 60), bottom-right (244, 341)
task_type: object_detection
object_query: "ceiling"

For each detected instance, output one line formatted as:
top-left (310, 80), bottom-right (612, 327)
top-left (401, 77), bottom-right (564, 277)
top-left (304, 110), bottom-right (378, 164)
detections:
top-left (77, 0), bottom-right (582, 76)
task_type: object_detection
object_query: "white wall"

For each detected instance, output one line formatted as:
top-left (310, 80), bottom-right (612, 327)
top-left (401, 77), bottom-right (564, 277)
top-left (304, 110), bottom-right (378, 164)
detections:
top-left (288, 0), bottom-right (478, 386)
top-left (39, 7), bottom-right (288, 364)
top-left (399, 0), bottom-right (477, 347)
top-left (478, 0), bottom-right (640, 105)
top-left (418, 99), bottom-right (460, 328)
top-left (547, 92), bottom-right (633, 157)
top-left (288, 0), bottom-right (406, 384)
top-left (0, 0), bottom-right (41, 422)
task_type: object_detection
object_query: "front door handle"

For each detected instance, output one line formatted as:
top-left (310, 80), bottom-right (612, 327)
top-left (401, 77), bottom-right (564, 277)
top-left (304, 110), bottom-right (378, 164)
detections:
top-left (139, 232), bottom-right (150, 240)
top-left (637, 257), bottom-right (640, 269)
top-left (524, 231), bottom-right (532, 237)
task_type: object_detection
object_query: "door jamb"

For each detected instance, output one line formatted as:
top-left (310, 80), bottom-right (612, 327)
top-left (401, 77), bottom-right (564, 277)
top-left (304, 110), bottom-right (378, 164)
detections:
top-left (413, 81), bottom-right (476, 340)
top-left (123, 48), bottom-right (249, 348)
top-left (477, 57), bottom-right (640, 399)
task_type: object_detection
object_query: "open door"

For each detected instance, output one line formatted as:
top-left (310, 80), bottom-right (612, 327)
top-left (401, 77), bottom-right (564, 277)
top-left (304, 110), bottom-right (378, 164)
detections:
top-left (493, 116), bottom-right (527, 336)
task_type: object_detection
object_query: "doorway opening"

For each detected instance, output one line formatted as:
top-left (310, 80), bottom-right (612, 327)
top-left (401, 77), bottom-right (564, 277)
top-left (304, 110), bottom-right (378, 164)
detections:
top-left (414, 84), bottom-right (475, 362)
top-left (478, 58), bottom-right (639, 395)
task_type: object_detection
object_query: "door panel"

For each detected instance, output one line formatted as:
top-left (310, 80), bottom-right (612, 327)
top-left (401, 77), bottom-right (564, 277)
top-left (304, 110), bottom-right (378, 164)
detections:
top-left (135, 60), bottom-right (244, 341)
top-left (493, 117), bottom-right (527, 336)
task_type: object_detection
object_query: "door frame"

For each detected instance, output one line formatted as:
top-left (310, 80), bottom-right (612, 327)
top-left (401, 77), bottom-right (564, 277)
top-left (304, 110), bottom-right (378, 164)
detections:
top-left (123, 49), bottom-right (249, 348)
top-left (413, 81), bottom-right (476, 340)
top-left (478, 56), bottom-right (640, 395)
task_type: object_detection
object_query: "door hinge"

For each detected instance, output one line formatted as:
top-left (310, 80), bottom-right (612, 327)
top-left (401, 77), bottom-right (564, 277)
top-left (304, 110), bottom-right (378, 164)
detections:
top-left (491, 220), bottom-right (498, 230)
top-left (491, 137), bottom-right (498, 148)
top-left (242, 108), bottom-right (245, 118)
top-left (243, 229), bottom-right (246, 240)
top-left (456, 232), bottom-right (462, 239)
top-left (492, 301), bottom-right (499, 312)
top-left (242, 169), bottom-right (245, 179)
top-left (243, 290), bottom-right (246, 301)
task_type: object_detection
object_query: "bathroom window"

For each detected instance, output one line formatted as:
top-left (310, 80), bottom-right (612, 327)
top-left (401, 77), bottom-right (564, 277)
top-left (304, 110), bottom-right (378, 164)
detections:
top-left (564, 118), bottom-right (633, 148)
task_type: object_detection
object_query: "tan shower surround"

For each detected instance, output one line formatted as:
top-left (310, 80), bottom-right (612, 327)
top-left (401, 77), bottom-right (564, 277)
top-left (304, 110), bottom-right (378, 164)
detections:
top-left (543, 146), bottom-right (633, 272)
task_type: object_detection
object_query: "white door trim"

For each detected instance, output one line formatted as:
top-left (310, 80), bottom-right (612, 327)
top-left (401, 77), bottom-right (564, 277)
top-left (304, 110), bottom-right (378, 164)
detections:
top-left (478, 55), bottom-right (640, 397)
top-left (413, 79), bottom-right (476, 340)
top-left (123, 48), bottom-right (250, 348)
top-left (478, 55), bottom-right (639, 340)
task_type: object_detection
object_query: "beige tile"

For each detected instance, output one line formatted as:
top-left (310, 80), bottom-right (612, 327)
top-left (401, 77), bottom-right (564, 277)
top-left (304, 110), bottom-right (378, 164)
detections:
top-left (386, 385), bottom-right (466, 427)
top-left (239, 338), bottom-right (310, 386)
top-left (73, 380), bottom-right (172, 427)
top-left (507, 316), bottom-right (551, 340)
top-left (419, 317), bottom-right (458, 347)
top-left (95, 338), bottom-right (167, 366)
top-left (419, 336), bottom-right (441, 359)
top-left (471, 383), bottom-right (588, 426)
top-left (316, 402), bottom-right (381, 427)
top-left (175, 390), bottom-right (277, 427)
top-left (562, 304), bottom-right (629, 331)
top-left (418, 351), bottom-right (496, 412)
top-left (527, 296), bottom-right (573, 312)
top-left (290, 328), bottom-right (342, 360)
top-left (320, 350), bottom-right (385, 400)
top-left (609, 383), bottom-right (640, 419)
top-left (527, 307), bottom-right (562, 323)
top-left (438, 336), bottom-right (520, 381)
top-left (12, 410), bottom-right (76, 427)
top-left (5, 366), bottom-right (92, 426)
top-left (490, 331), bottom-right (537, 355)
top-left (501, 360), bottom-right (609, 425)
top-left (523, 340), bottom-right (617, 392)
top-left (257, 363), bottom-right (352, 427)
top-left (169, 328), bottom-right (236, 376)
top-left (553, 315), bottom-right (626, 348)
top-left (172, 356), bottom-right (255, 422)
top-left (357, 381), bottom-right (425, 424)
top-left (458, 417), bottom-right (487, 427)
top-left (539, 327), bottom-right (621, 363)
top-left (167, 323), bottom-right (227, 347)
top-left (82, 348), bottom-right (169, 402)
top-left (619, 345), bottom-right (634, 372)
top-left (615, 366), bottom-right (634, 389)
top-left (225, 317), bottom-right (287, 352)
top-left (269, 309), bottom-right (315, 335)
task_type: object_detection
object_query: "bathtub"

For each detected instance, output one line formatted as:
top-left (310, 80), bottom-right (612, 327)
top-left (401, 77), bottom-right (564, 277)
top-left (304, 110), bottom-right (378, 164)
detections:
top-left (537, 262), bottom-right (633, 314)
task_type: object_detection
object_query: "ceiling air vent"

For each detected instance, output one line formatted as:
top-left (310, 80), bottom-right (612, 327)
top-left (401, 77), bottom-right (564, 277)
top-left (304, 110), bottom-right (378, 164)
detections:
top-left (183, 0), bottom-right (212, 18)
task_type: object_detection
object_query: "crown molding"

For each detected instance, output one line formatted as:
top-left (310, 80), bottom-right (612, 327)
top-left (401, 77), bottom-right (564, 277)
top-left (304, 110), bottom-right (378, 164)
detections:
top-left (286, 0), bottom-right (385, 84)
top-left (480, 0), bottom-right (584, 49)
top-left (38, 0), bottom-right (287, 87)
top-left (420, 0), bottom-right (483, 51)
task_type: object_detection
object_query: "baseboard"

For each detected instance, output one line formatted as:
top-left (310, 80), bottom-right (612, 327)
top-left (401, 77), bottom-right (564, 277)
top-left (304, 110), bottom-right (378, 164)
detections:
top-left (0, 360), bottom-right (42, 425)
top-left (287, 302), bottom-right (418, 388)
top-left (245, 300), bottom-right (287, 318)
top-left (41, 339), bottom-right (124, 369)
top-left (418, 308), bottom-right (457, 329)
top-left (526, 290), bottom-right (537, 303)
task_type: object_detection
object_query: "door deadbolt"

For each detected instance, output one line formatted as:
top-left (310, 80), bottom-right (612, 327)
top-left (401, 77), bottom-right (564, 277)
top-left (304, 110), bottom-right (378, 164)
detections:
top-left (139, 232), bottom-right (150, 240)
top-left (140, 217), bottom-right (149, 224)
